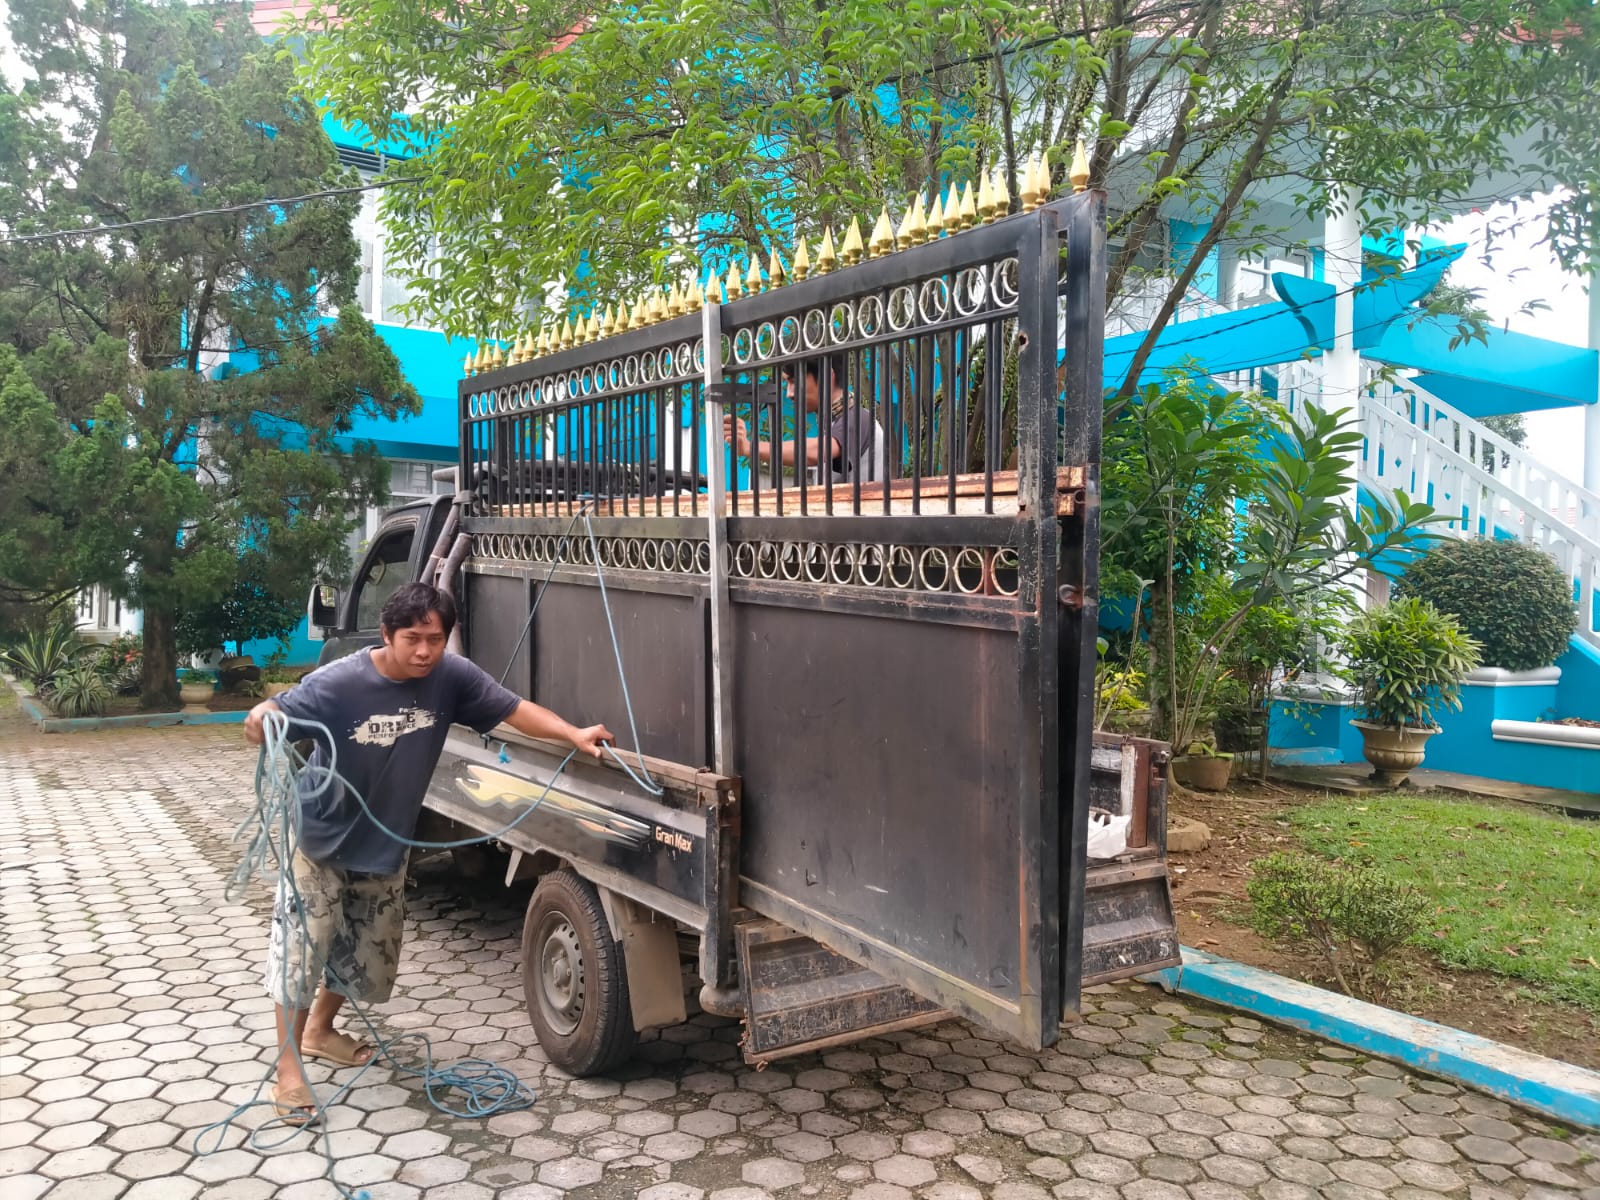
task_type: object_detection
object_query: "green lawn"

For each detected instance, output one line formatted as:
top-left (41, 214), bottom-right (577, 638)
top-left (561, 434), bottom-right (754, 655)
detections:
top-left (1289, 795), bottom-right (1600, 1013)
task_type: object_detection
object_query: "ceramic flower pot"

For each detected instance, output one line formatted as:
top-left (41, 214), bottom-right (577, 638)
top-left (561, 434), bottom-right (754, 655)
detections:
top-left (1173, 753), bottom-right (1232, 792)
top-left (1351, 719), bottom-right (1440, 787)
top-left (178, 681), bottom-right (214, 713)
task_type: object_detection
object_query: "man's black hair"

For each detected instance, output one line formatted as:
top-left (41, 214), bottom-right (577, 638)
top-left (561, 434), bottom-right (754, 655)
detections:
top-left (380, 582), bottom-right (458, 638)
top-left (781, 353), bottom-right (848, 389)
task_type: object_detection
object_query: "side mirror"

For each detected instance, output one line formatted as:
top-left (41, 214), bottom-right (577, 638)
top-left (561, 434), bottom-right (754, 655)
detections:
top-left (308, 583), bottom-right (339, 632)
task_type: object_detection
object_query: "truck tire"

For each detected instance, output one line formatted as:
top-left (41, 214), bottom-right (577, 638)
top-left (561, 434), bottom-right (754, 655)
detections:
top-left (520, 868), bottom-right (637, 1076)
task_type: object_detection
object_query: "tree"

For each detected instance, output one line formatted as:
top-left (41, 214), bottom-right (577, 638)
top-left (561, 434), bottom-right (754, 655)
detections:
top-left (0, 0), bottom-right (420, 707)
top-left (292, 0), bottom-right (1598, 378)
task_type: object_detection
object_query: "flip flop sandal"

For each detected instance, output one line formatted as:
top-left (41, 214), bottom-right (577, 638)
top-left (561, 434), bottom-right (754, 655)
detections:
top-left (270, 1084), bottom-right (323, 1127)
top-left (304, 1032), bottom-right (376, 1068)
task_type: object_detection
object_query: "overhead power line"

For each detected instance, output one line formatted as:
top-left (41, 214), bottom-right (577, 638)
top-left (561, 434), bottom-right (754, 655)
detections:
top-left (0, 178), bottom-right (422, 246)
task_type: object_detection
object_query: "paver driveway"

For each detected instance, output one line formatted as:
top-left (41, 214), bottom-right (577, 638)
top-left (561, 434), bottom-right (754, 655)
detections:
top-left (2, 714), bottom-right (1596, 1200)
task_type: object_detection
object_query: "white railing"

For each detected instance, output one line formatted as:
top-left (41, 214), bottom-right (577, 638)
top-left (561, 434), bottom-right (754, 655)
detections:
top-left (1275, 360), bottom-right (1600, 652)
top-left (1105, 278), bottom-right (1233, 340)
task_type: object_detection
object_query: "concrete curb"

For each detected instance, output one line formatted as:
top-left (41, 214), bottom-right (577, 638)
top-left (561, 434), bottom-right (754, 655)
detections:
top-left (4, 675), bottom-right (247, 732)
top-left (1141, 946), bottom-right (1600, 1132)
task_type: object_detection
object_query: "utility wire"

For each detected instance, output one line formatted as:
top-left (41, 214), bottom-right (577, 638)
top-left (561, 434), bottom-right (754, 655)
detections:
top-left (0, 178), bottom-right (422, 246)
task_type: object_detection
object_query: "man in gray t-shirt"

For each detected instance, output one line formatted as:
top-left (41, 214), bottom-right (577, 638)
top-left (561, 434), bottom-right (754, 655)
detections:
top-left (723, 352), bottom-right (883, 483)
top-left (243, 582), bottom-right (611, 1125)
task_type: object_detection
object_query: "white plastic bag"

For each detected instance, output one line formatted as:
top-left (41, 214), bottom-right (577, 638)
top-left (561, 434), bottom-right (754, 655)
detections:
top-left (1086, 808), bottom-right (1131, 860)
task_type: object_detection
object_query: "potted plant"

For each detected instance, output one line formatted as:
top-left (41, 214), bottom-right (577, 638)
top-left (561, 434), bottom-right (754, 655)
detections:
top-left (1341, 597), bottom-right (1480, 786)
top-left (177, 667), bottom-right (218, 712)
top-left (1173, 741), bottom-right (1233, 791)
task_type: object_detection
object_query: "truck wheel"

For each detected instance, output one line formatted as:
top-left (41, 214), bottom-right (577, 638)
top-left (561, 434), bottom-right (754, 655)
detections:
top-left (520, 868), bottom-right (637, 1076)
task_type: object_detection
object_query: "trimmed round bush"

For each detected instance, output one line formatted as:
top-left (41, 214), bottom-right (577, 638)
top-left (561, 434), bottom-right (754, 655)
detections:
top-left (1394, 538), bottom-right (1575, 671)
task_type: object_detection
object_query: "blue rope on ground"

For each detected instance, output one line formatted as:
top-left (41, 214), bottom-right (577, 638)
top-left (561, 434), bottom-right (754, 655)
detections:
top-left (197, 507), bottom-right (668, 1197)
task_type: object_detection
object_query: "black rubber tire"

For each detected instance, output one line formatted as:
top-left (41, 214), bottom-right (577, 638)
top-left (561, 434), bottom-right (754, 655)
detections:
top-left (520, 868), bottom-right (637, 1076)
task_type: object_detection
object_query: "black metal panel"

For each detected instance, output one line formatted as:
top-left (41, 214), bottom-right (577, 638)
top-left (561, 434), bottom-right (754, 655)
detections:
top-left (524, 579), bottom-right (708, 769)
top-left (729, 599), bottom-right (1036, 1037)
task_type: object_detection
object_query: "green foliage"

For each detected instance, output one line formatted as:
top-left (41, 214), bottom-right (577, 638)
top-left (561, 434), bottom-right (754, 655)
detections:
top-left (1101, 380), bottom-right (1441, 753)
top-left (0, 0), bottom-right (420, 707)
top-left (1248, 851), bottom-right (1429, 997)
top-left (1341, 598), bottom-right (1480, 728)
top-left (289, 0), bottom-right (1599, 356)
top-left (1395, 538), bottom-right (1576, 671)
top-left (174, 552), bottom-right (306, 656)
top-left (48, 662), bottom-right (112, 718)
top-left (1292, 796), bottom-right (1600, 1013)
top-left (0, 623), bottom-right (87, 688)
top-left (178, 667), bottom-right (218, 685)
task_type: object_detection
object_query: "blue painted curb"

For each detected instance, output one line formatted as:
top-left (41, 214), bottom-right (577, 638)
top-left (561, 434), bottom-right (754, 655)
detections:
top-left (1142, 947), bottom-right (1600, 1132)
top-left (6, 676), bottom-right (247, 732)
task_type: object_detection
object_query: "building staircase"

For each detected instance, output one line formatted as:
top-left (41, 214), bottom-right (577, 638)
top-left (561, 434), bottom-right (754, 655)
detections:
top-left (1274, 360), bottom-right (1600, 653)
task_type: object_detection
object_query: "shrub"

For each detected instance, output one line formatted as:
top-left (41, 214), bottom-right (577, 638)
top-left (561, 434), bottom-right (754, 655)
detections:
top-left (1395, 538), bottom-right (1576, 671)
top-left (92, 635), bottom-right (143, 695)
top-left (1, 623), bottom-right (87, 689)
top-left (1341, 598), bottom-right (1480, 728)
top-left (1248, 852), bottom-right (1430, 997)
top-left (49, 663), bottom-right (112, 718)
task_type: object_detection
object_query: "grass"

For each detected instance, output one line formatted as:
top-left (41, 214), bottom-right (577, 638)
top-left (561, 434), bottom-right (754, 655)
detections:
top-left (1289, 794), bottom-right (1600, 1014)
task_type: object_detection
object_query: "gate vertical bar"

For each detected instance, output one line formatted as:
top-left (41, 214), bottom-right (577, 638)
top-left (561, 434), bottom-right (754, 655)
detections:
top-left (1016, 204), bottom-right (1064, 1044)
top-left (701, 302), bottom-right (736, 774)
top-left (1058, 191), bottom-right (1108, 1015)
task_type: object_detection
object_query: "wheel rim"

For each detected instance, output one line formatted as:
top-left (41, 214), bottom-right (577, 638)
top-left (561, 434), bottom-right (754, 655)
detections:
top-left (536, 912), bottom-right (585, 1035)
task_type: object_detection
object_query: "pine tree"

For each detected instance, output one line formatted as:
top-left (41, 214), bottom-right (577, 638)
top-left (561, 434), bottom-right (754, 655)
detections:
top-left (0, 0), bottom-right (420, 707)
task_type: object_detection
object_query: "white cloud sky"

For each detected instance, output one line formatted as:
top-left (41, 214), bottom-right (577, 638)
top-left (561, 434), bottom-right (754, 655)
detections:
top-left (1432, 194), bottom-right (1594, 485)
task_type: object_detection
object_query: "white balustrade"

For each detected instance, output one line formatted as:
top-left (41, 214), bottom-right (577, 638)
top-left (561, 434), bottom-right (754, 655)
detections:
top-left (1275, 359), bottom-right (1600, 652)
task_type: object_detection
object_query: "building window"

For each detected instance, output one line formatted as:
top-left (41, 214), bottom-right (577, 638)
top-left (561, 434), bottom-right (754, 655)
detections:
top-left (1233, 249), bottom-right (1311, 304)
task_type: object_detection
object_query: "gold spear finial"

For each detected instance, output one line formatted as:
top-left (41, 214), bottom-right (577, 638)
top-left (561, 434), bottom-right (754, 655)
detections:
top-left (959, 181), bottom-right (978, 229)
top-left (1039, 146), bottom-right (1054, 204)
top-left (906, 194), bottom-right (927, 245)
top-left (792, 236), bottom-right (811, 281)
top-left (978, 172), bottom-right (996, 223)
top-left (768, 248), bottom-right (787, 287)
top-left (508, 336), bottom-right (523, 366)
top-left (745, 255), bottom-right (764, 294)
top-left (539, 327), bottom-right (553, 355)
top-left (943, 183), bottom-right (961, 235)
top-left (925, 191), bottom-right (944, 242)
top-left (599, 305), bottom-right (613, 339)
top-left (666, 283), bottom-right (681, 318)
top-left (487, 342), bottom-right (504, 370)
top-left (585, 313), bottom-right (599, 343)
top-left (869, 206), bottom-right (894, 259)
top-left (1020, 153), bottom-right (1040, 211)
top-left (522, 330), bottom-right (537, 360)
top-left (463, 353), bottom-right (476, 377)
top-left (841, 216), bottom-right (865, 266)
top-left (816, 227), bottom-right (837, 275)
top-left (724, 260), bottom-right (743, 301)
top-left (647, 289), bottom-right (663, 324)
top-left (993, 164), bottom-right (1011, 216)
top-left (1070, 138), bottom-right (1090, 193)
top-left (895, 199), bottom-right (915, 251)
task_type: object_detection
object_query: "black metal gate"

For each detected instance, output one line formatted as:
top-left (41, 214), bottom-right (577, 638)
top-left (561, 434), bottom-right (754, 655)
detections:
top-left (457, 190), bottom-right (1106, 1048)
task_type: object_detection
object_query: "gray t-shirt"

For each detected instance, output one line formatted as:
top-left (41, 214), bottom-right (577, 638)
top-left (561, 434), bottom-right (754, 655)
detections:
top-left (827, 401), bottom-right (880, 482)
top-left (275, 650), bottom-right (521, 874)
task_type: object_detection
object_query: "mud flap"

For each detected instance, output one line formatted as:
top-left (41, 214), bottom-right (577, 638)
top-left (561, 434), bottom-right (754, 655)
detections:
top-left (736, 920), bottom-right (945, 1064)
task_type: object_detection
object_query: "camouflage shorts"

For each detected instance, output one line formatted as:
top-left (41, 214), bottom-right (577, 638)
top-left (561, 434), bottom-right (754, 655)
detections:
top-left (265, 849), bottom-right (405, 1008)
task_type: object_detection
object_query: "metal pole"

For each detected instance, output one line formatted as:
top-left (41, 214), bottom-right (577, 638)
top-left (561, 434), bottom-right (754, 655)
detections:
top-left (701, 302), bottom-right (736, 774)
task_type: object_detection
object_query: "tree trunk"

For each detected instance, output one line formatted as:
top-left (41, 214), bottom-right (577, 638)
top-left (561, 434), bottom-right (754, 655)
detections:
top-left (140, 608), bottom-right (181, 710)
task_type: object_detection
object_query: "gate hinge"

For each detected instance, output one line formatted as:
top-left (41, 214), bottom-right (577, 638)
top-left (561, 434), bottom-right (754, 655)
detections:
top-left (1058, 584), bottom-right (1085, 610)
